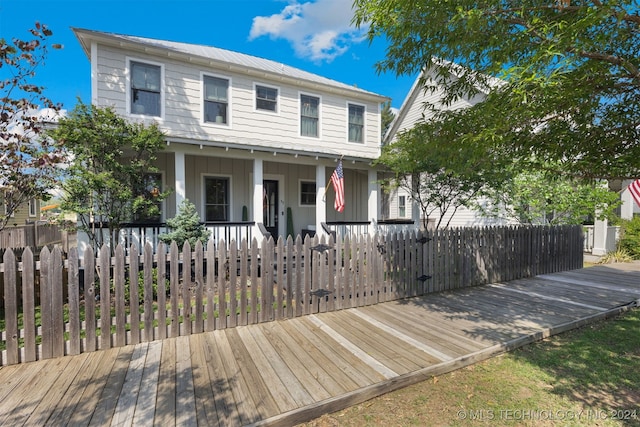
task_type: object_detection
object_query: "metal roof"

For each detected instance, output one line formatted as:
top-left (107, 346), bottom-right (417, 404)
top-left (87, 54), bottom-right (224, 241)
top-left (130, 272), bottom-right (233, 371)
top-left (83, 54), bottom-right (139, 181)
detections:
top-left (73, 28), bottom-right (388, 101)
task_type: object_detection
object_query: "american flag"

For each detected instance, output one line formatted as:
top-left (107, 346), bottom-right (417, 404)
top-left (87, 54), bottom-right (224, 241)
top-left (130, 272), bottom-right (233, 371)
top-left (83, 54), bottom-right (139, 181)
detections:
top-left (629, 179), bottom-right (640, 208)
top-left (331, 160), bottom-right (345, 212)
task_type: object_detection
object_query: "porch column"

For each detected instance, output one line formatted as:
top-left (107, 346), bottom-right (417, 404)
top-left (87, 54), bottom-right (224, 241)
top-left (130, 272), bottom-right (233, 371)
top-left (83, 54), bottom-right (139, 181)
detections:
top-left (621, 179), bottom-right (635, 220)
top-left (368, 169), bottom-right (378, 234)
top-left (591, 217), bottom-right (608, 256)
top-left (174, 151), bottom-right (186, 211)
top-left (253, 159), bottom-right (264, 237)
top-left (316, 164), bottom-right (326, 236)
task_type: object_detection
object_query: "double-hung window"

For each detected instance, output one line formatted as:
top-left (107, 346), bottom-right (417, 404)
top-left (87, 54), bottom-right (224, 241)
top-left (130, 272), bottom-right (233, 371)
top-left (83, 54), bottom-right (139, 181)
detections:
top-left (256, 85), bottom-right (277, 112)
top-left (205, 176), bottom-right (229, 221)
top-left (300, 94), bottom-right (319, 137)
top-left (131, 61), bottom-right (161, 117)
top-left (398, 195), bottom-right (406, 218)
top-left (348, 103), bottom-right (365, 143)
top-left (300, 181), bottom-right (316, 206)
top-left (204, 75), bottom-right (229, 124)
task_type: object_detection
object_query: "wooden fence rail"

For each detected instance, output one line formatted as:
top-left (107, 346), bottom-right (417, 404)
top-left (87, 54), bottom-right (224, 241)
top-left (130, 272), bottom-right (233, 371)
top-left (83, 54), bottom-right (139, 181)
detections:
top-left (1, 225), bottom-right (583, 366)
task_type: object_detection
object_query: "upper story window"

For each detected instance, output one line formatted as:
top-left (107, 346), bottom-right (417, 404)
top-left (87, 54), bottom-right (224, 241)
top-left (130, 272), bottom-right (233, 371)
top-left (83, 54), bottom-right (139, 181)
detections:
top-left (300, 94), bottom-right (319, 138)
top-left (256, 85), bottom-right (278, 112)
top-left (131, 61), bottom-right (161, 117)
top-left (204, 75), bottom-right (229, 125)
top-left (348, 103), bottom-right (365, 143)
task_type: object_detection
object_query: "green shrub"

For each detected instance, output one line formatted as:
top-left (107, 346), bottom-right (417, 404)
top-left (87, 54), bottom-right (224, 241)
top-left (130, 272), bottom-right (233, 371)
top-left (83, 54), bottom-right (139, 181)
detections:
top-left (618, 216), bottom-right (640, 259)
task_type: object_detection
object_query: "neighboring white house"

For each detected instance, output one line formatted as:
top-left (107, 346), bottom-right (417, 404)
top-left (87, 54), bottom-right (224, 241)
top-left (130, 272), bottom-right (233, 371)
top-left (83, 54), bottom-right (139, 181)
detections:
top-left (382, 64), bottom-right (513, 229)
top-left (72, 28), bottom-right (391, 252)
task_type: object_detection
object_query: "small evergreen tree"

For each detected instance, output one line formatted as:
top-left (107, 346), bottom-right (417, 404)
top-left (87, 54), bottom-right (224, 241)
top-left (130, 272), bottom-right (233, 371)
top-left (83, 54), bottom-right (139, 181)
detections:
top-left (159, 200), bottom-right (210, 247)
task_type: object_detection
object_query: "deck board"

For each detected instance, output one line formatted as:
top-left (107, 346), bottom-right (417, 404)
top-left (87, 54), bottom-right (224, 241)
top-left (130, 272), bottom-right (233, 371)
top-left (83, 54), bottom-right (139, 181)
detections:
top-left (1, 262), bottom-right (639, 426)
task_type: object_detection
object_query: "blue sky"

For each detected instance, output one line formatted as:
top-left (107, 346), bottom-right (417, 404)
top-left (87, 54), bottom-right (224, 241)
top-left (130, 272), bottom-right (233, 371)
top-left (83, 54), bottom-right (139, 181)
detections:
top-left (0, 0), bottom-right (417, 113)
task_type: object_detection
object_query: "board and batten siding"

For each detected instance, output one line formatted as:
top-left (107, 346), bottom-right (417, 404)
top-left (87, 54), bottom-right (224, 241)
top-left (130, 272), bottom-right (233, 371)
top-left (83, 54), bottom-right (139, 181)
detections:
top-left (94, 44), bottom-right (381, 159)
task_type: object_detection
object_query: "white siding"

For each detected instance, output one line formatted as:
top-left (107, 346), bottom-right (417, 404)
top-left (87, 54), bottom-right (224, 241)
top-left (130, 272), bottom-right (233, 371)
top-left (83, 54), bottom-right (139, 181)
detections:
top-left (95, 45), bottom-right (381, 160)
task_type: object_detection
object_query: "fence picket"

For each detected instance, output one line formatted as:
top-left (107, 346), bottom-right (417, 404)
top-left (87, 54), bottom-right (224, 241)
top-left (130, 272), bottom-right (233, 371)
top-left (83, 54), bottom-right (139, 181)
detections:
top-left (145, 242), bottom-right (157, 340)
top-left (114, 244), bottom-right (126, 347)
top-left (129, 245), bottom-right (140, 344)
top-left (3, 249), bottom-right (18, 365)
top-left (99, 245), bottom-right (111, 350)
top-left (157, 242), bottom-right (167, 339)
top-left (23, 248), bottom-right (37, 361)
top-left (84, 246), bottom-right (96, 352)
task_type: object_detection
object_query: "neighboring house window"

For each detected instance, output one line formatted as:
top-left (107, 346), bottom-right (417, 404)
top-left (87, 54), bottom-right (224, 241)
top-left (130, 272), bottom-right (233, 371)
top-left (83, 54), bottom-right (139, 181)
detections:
top-left (256, 85), bottom-right (277, 112)
top-left (300, 181), bottom-right (316, 206)
top-left (134, 173), bottom-right (163, 223)
top-left (300, 94), bottom-right (319, 137)
top-left (348, 103), bottom-right (365, 143)
top-left (398, 195), bottom-right (406, 218)
top-left (28, 198), bottom-right (37, 217)
top-left (205, 176), bottom-right (229, 221)
top-left (204, 75), bottom-right (229, 124)
top-left (131, 61), bottom-right (161, 116)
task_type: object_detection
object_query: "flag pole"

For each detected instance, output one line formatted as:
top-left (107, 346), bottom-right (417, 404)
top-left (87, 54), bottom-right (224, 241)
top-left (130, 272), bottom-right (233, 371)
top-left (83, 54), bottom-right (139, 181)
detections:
top-left (323, 155), bottom-right (344, 199)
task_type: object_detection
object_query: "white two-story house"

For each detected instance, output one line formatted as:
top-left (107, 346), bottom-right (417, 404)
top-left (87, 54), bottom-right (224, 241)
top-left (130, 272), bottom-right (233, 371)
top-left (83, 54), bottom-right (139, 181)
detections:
top-left (73, 28), bottom-right (390, 249)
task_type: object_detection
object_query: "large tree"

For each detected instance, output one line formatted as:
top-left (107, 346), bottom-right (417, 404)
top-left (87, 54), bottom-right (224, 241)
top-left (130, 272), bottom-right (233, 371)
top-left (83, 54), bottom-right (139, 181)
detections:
top-left (353, 1), bottom-right (640, 179)
top-left (0, 23), bottom-right (64, 230)
top-left (49, 102), bottom-right (168, 251)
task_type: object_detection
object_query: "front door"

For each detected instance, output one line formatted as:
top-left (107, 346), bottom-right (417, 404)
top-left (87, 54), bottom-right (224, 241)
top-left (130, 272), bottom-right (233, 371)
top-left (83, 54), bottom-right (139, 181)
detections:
top-left (263, 180), bottom-right (279, 237)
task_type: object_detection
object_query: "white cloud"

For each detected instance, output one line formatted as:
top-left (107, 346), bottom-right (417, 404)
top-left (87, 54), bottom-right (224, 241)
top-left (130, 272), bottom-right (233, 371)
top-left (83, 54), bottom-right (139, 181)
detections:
top-left (249, 0), bottom-right (366, 63)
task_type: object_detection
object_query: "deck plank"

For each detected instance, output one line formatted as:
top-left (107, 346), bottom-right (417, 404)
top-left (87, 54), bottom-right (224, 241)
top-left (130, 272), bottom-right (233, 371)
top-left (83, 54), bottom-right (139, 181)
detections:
top-left (189, 333), bottom-right (219, 427)
top-left (133, 340), bottom-right (163, 426)
top-left (153, 337), bottom-right (176, 427)
top-left (111, 343), bottom-right (148, 426)
top-left (175, 335), bottom-right (197, 427)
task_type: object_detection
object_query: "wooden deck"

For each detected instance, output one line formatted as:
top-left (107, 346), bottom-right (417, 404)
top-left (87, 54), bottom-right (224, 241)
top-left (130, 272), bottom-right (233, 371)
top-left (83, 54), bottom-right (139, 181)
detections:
top-left (1, 262), bottom-right (639, 426)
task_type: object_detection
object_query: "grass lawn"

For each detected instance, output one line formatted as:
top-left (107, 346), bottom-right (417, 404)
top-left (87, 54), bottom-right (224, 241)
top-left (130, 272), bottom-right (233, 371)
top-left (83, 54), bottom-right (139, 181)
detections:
top-left (300, 307), bottom-right (640, 427)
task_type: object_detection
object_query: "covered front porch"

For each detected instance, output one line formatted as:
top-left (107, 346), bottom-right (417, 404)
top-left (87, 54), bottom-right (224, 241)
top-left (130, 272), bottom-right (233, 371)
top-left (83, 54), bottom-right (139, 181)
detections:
top-left (166, 143), bottom-right (382, 238)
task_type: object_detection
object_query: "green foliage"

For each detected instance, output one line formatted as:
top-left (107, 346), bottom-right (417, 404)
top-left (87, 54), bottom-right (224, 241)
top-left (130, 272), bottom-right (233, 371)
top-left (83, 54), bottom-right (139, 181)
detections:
top-left (0, 23), bottom-right (64, 231)
top-left (353, 1), bottom-right (640, 179)
top-left (380, 100), bottom-right (395, 137)
top-left (159, 199), bottom-right (210, 247)
top-left (618, 216), bottom-right (640, 260)
top-left (48, 101), bottom-right (167, 250)
top-left (479, 169), bottom-right (620, 226)
top-left (598, 248), bottom-right (634, 264)
top-left (377, 118), bottom-right (512, 228)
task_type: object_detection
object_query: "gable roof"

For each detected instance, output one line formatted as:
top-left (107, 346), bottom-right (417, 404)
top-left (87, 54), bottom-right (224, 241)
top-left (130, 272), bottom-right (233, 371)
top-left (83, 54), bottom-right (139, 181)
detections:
top-left (72, 28), bottom-right (388, 103)
top-left (384, 60), bottom-right (505, 144)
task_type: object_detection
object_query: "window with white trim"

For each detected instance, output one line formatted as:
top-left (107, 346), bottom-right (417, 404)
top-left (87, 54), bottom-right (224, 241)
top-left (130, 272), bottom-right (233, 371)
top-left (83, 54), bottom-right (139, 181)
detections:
top-left (204, 75), bottom-right (229, 124)
top-left (348, 103), bottom-right (365, 143)
top-left (300, 94), bottom-right (319, 137)
top-left (300, 181), bottom-right (316, 206)
top-left (256, 85), bottom-right (277, 112)
top-left (130, 61), bottom-right (161, 117)
top-left (205, 176), bottom-right (229, 221)
top-left (398, 195), bottom-right (406, 218)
